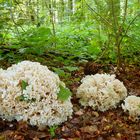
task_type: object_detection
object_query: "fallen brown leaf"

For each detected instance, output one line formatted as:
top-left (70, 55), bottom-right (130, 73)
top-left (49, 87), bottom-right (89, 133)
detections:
top-left (80, 125), bottom-right (98, 134)
top-left (75, 130), bottom-right (81, 137)
top-left (27, 130), bottom-right (48, 139)
top-left (75, 109), bottom-right (84, 116)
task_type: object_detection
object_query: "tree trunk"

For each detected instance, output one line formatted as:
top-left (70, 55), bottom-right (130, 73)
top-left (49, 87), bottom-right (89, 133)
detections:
top-left (68, 0), bottom-right (73, 21)
top-left (59, 0), bottom-right (65, 23)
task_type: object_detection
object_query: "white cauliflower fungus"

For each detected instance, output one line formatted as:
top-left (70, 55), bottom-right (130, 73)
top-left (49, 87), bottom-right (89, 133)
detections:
top-left (0, 61), bottom-right (73, 129)
top-left (122, 95), bottom-right (140, 119)
top-left (76, 74), bottom-right (127, 111)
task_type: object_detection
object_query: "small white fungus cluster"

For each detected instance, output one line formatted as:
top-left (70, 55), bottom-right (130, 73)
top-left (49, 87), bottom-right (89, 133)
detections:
top-left (0, 61), bottom-right (73, 129)
top-left (122, 95), bottom-right (140, 119)
top-left (76, 74), bottom-right (127, 111)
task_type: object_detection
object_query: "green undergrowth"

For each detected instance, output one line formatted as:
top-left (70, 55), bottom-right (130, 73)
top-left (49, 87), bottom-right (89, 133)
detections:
top-left (0, 22), bottom-right (140, 73)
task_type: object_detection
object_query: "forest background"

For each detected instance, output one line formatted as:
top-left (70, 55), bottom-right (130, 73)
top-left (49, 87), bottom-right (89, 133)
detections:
top-left (0, 0), bottom-right (140, 70)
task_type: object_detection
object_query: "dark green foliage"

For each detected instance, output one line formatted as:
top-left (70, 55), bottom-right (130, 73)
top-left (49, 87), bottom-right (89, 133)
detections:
top-left (52, 67), bottom-right (66, 77)
top-left (55, 22), bottom-right (102, 61)
top-left (18, 27), bottom-right (53, 55)
top-left (64, 66), bottom-right (79, 72)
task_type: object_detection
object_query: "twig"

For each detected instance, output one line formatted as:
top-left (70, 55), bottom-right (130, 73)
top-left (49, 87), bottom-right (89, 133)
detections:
top-left (94, 36), bottom-right (111, 63)
top-left (110, 0), bottom-right (118, 32)
top-left (118, 12), bottom-right (140, 48)
top-left (14, 0), bottom-right (28, 19)
top-left (122, 0), bottom-right (128, 25)
top-left (85, 0), bottom-right (112, 28)
top-left (9, 0), bottom-right (25, 34)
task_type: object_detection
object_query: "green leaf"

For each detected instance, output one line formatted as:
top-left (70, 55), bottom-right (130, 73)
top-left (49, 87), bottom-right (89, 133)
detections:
top-left (64, 66), bottom-right (79, 72)
top-left (52, 67), bottom-right (65, 77)
top-left (49, 125), bottom-right (58, 138)
top-left (57, 85), bottom-right (72, 101)
top-left (21, 80), bottom-right (28, 91)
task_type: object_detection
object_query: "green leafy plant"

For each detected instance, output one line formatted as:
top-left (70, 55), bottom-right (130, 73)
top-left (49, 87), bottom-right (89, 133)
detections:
top-left (52, 67), bottom-right (71, 80)
top-left (48, 125), bottom-right (58, 138)
top-left (57, 85), bottom-right (72, 101)
top-left (52, 67), bottom-right (66, 77)
top-left (64, 66), bottom-right (79, 72)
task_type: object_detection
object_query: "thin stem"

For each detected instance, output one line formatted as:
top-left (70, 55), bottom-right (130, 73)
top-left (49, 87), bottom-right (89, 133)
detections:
top-left (110, 0), bottom-right (117, 32)
top-left (10, 0), bottom-right (25, 33)
top-left (116, 12), bottom-right (140, 69)
top-left (122, 0), bottom-right (128, 25)
top-left (118, 13), bottom-right (140, 49)
top-left (45, 0), bottom-right (56, 47)
top-left (85, 0), bottom-right (112, 28)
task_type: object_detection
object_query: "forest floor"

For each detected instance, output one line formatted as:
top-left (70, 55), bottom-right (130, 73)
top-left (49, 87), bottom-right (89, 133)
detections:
top-left (0, 54), bottom-right (140, 140)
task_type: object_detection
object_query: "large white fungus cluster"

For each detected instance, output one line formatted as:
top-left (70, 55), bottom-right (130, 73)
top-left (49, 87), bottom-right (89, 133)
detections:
top-left (76, 74), bottom-right (127, 111)
top-left (122, 95), bottom-right (140, 119)
top-left (0, 61), bottom-right (73, 129)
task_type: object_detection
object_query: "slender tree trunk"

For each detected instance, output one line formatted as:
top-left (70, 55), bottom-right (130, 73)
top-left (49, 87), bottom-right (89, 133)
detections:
top-left (68, 0), bottom-right (73, 21)
top-left (36, 0), bottom-right (40, 27)
top-left (47, 0), bottom-right (56, 47)
top-left (107, 0), bottom-right (121, 69)
top-left (59, 0), bottom-right (65, 23)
